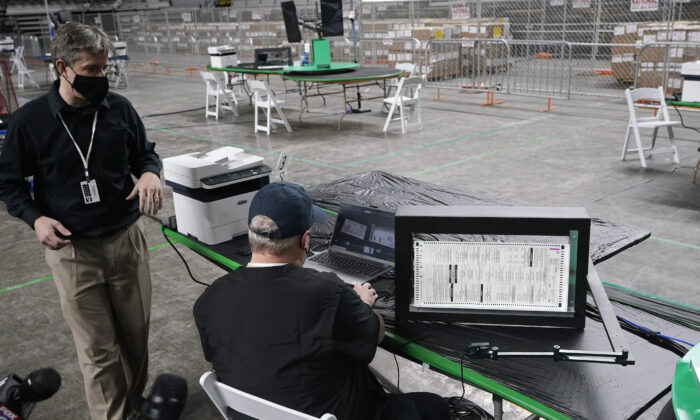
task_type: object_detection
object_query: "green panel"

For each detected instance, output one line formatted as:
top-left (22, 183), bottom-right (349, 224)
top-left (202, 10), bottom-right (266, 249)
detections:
top-left (383, 331), bottom-right (570, 420)
top-left (312, 39), bottom-right (332, 66)
top-left (672, 344), bottom-right (700, 420)
top-left (161, 226), bottom-right (243, 271)
top-left (283, 62), bottom-right (359, 73)
top-left (667, 101), bottom-right (700, 109)
top-left (569, 230), bottom-right (579, 310)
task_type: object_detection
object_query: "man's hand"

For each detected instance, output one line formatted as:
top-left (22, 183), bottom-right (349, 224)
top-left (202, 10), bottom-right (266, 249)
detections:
top-left (34, 216), bottom-right (72, 250)
top-left (126, 172), bottom-right (163, 216)
top-left (354, 282), bottom-right (378, 307)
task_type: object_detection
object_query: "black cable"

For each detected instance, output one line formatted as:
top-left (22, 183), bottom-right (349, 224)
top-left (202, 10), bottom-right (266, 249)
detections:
top-left (392, 352), bottom-right (400, 394)
top-left (671, 103), bottom-right (700, 143)
top-left (161, 227), bottom-right (210, 287)
top-left (627, 384), bottom-right (672, 420)
top-left (586, 303), bottom-right (689, 358)
top-left (141, 107), bottom-right (204, 118)
top-left (447, 352), bottom-right (494, 420)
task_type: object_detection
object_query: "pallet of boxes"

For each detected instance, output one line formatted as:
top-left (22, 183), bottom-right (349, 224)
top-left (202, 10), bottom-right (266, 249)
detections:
top-left (612, 21), bottom-right (700, 95)
top-left (454, 19), bottom-right (510, 76)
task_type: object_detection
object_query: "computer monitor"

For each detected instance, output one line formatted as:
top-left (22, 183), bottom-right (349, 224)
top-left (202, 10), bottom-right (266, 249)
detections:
top-left (394, 206), bottom-right (590, 329)
top-left (320, 0), bottom-right (344, 37)
top-left (281, 1), bottom-right (302, 43)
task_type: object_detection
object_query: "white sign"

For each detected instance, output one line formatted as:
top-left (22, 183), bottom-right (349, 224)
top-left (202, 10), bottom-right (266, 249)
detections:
top-left (132, 15), bottom-right (140, 23)
top-left (362, 5), bottom-right (372, 14)
top-left (549, 0), bottom-right (565, 6)
top-left (631, 0), bottom-right (658, 12)
top-left (252, 10), bottom-right (261, 20)
top-left (451, 3), bottom-right (470, 19)
top-left (572, 0), bottom-right (590, 8)
top-left (274, 147), bottom-right (292, 181)
top-left (181, 12), bottom-right (191, 22)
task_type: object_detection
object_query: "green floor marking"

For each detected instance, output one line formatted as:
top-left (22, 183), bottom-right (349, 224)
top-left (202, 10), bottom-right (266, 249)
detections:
top-left (650, 235), bottom-right (700, 251)
top-left (0, 241), bottom-right (174, 294)
top-left (339, 115), bottom-right (552, 168)
top-left (148, 127), bottom-right (340, 169)
top-left (408, 120), bottom-right (608, 176)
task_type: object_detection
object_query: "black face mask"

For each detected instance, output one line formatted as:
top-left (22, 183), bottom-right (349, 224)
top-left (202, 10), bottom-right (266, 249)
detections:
top-left (64, 68), bottom-right (109, 105)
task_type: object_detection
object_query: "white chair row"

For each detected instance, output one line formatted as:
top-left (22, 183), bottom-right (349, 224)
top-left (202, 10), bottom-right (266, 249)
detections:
top-left (200, 71), bottom-right (291, 136)
top-left (199, 66), bottom-right (427, 136)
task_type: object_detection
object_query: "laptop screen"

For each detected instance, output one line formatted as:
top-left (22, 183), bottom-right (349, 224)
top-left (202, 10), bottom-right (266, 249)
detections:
top-left (330, 203), bottom-right (396, 263)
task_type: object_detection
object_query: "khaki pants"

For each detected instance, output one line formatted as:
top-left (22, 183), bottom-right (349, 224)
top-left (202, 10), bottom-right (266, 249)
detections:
top-left (46, 218), bottom-right (151, 420)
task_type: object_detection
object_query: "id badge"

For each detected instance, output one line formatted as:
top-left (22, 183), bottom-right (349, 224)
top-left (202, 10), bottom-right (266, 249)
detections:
top-left (80, 179), bottom-right (101, 204)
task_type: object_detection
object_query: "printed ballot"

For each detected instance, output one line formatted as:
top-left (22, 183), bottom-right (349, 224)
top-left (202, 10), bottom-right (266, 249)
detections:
top-left (413, 241), bottom-right (569, 312)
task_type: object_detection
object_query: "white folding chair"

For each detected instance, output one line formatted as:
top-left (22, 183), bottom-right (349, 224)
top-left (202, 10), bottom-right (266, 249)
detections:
top-left (11, 46), bottom-right (39, 90)
top-left (383, 75), bottom-right (425, 134)
top-left (622, 87), bottom-right (680, 168)
top-left (200, 71), bottom-right (239, 119)
top-left (386, 63), bottom-right (417, 98)
top-left (199, 371), bottom-right (337, 420)
top-left (248, 79), bottom-right (292, 135)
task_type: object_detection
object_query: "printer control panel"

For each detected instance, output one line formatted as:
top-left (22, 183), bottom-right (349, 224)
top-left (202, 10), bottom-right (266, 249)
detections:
top-left (200, 165), bottom-right (272, 189)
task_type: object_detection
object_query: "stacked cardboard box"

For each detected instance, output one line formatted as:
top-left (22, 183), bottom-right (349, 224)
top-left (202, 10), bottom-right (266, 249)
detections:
top-left (611, 21), bottom-right (700, 93)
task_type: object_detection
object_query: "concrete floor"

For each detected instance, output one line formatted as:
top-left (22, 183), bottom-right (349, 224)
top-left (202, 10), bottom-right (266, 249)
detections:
top-left (1, 69), bottom-right (699, 419)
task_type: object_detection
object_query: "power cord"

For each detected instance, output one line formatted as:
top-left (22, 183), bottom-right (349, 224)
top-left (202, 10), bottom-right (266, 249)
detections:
top-left (585, 303), bottom-right (690, 357)
top-left (392, 353), bottom-right (400, 393)
top-left (161, 227), bottom-right (210, 287)
top-left (446, 352), bottom-right (494, 420)
top-left (671, 103), bottom-right (700, 148)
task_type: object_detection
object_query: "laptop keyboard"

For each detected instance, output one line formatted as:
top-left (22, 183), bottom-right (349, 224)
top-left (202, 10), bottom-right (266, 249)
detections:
top-left (310, 252), bottom-right (390, 278)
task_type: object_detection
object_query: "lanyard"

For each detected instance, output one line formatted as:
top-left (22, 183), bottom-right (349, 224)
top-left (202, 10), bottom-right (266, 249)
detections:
top-left (57, 111), bottom-right (98, 181)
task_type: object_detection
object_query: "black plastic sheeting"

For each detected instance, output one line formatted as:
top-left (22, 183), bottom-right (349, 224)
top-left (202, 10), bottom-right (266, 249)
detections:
top-left (306, 171), bottom-right (700, 420)
top-left (308, 171), bottom-right (650, 264)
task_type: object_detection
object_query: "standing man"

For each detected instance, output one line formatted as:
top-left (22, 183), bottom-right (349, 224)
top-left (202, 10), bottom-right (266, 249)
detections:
top-left (0, 23), bottom-right (162, 419)
top-left (194, 182), bottom-right (450, 420)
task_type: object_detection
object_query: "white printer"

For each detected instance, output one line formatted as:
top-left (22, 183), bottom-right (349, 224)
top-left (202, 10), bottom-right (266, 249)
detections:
top-left (208, 45), bottom-right (237, 68)
top-left (163, 147), bottom-right (271, 244)
top-left (681, 61), bottom-right (700, 103)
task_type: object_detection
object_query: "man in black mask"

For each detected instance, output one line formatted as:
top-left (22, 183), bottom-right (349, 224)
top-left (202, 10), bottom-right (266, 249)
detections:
top-left (0, 23), bottom-right (162, 419)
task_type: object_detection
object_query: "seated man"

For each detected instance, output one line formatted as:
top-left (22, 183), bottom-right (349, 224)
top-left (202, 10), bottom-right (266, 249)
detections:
top-left (194, 182), bottom-right (450, 420)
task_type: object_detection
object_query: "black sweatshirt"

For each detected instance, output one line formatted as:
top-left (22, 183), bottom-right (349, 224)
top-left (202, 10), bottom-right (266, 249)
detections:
top-left (0, 81), bottom-right (161, 238)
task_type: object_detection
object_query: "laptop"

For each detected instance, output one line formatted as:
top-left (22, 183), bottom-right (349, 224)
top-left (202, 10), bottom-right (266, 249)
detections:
top-left (304, 203), bottom-right (396, 285)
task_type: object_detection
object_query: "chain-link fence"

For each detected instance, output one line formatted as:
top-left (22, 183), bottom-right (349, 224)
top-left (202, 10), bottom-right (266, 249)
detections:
top-left (11, 0), bottom-right (700, 100)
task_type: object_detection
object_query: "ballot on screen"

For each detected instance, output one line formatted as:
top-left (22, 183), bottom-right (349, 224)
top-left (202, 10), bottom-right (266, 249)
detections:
top-left (394, 206), bottom-right (591, 328)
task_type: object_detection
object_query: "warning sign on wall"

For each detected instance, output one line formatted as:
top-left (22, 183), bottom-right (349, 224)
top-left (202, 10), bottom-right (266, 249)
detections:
top-left (550, 0), bottom-right (565, 6)
top-left (572, 0), bottom-right (590, 8)
top-left (631, 0), bottom-right (658, 12)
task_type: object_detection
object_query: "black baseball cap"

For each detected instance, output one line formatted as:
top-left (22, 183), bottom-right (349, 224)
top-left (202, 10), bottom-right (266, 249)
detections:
top-left (248, 182), bottom-right (327, 239)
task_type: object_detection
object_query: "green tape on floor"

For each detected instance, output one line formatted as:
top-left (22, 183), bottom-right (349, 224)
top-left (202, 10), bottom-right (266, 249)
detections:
top-left (408, 120), bottom-right (608, 177)
top-left (650, 235), bottom-right (700, 251)
top-left (340, 115), bottom-right (551, 168)
top-left (0, 275), bottom-right (54, 294)
top-left (148, 127), bottom-right (340, 169)
top-left (0, 241), bottom-right (174, 294)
